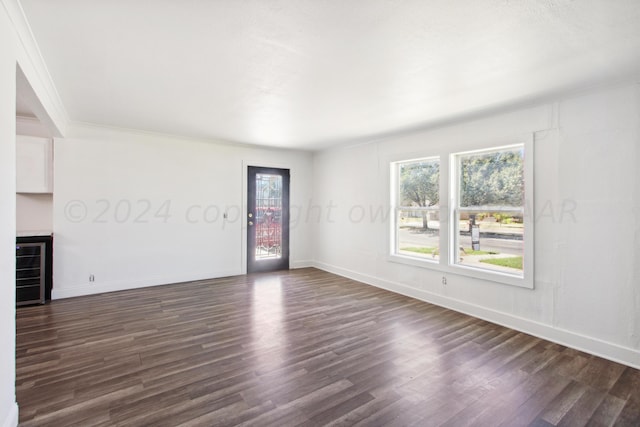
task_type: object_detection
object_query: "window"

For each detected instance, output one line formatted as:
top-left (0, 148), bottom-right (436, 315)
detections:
top-left (451, 145), bottom-right (526, 278)
top-left (391, 157), bottom-right (440, 261)
top-left (389, 137), bottom-right (533, 288)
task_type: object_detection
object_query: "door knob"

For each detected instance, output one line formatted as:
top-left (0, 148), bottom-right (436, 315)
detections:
top-left (248, 213), bottom-right (253, 218)
top-left (248, 221), bottom-right (254, 226)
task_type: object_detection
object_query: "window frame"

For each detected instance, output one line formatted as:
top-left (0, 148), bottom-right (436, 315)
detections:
top-left (388, 135), bottom-right (534, 289)
top-left (390, 156), bottom-right (441, 264)
top-left (449, 141), bottom-right (533, 288)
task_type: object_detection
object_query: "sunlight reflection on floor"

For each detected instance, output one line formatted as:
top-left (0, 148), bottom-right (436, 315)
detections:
top-left (250, 276), bottom-right (286, 369)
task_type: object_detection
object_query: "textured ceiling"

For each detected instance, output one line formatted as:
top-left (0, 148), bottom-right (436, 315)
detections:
top-left (19, 0), bottom-right (640, 149)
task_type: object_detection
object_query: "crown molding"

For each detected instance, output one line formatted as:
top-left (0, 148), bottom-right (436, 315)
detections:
top-left (2, 0), bottom-right (69, 137)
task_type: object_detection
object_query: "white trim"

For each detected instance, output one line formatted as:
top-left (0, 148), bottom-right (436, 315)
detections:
top-left (312, 261), bottom-right (640, 370)
top-left (523, 134), bottom-right (535, 286)
top-left (242, 160), bottom-right (295, 274)
top-left (66, 120), bottom-right (277, 151)
top-left (2, 0), bottom-right (69, 136)
top-left (449, 137), bottom-right (533, 288)
top-left (390, 156), bottom-right (442, 265)
top-left (448, 142), bottom-right (535, 289)
top-left (388, 252), bottom-right (529, 287)
top-left (1, 402), bottom-right (18, 427)
top-left (388, 253), bottom-right (440, 268)
top-left (388, 134), bottom-right (534, 289)
top-left (448, 263), bottom-right (528, 288)
top-left (291, 260), bottom-right (313, 269)
top-left (453, 142), bottom-right (525, 157)
top-left (51, 270), bottom-right (241, 300)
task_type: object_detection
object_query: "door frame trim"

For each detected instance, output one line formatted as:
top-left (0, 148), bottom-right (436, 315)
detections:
top-left (241, 160), bottom-right (293, 275)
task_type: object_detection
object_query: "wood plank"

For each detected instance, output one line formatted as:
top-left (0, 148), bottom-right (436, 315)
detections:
top-left (15, 268), bottom-right (640, 426)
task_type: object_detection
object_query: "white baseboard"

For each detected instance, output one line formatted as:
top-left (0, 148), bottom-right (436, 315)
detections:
top-left (48, 260), bottom-right (640, 369)
top-left (312, 261), bottom-right (640, 370)
top-left (51, 269), bottom-right (241, 299)
top-left (291, 260), bottom-right (313, 269)
top-left (1, 402), bottom-right (18, 427)
top-left (52, 262), bottom-right (316, 300)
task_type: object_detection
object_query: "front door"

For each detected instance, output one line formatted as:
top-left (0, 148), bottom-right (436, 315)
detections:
top-left (247, 166), bottom-right (290, 273)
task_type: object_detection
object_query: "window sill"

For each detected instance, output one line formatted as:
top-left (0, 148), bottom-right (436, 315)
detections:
top-left (388, 253), bottom-right (443, 270)
top-left (448, 263), bottom-right (532, 289)
top-left (388, 253), bottom-right (533, 289)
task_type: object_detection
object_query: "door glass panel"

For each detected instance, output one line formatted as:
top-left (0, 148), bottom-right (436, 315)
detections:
top-left (255, 173), bottom-right (282, 260)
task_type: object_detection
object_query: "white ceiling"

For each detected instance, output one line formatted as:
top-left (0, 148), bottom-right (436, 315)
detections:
top-left (16, 93), bottom-right (35, 118)
top-left (19, 0), bottom-right (640, 150)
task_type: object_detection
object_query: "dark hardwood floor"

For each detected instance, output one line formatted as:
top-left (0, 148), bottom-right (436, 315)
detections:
top-left (16, 268), bottom-right (640, 426)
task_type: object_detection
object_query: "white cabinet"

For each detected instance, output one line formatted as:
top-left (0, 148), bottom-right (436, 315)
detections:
top-left (16, 135), bottom-right (53, 193)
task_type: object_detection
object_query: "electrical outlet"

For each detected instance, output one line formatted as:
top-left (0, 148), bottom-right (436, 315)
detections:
top-left (442, 276), bottom-right (447, 285)
top-left (89, 274), bottom-right (95, 282)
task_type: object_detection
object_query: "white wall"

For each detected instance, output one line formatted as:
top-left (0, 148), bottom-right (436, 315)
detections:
top-left (15, 118), bottom-right (55, 234)
top-left (52, 124), bottom-right (314, 298)
top-left (16, 194), bottom-right (52, 233)
top-left (0, 5), bottom-right (18, 427)
top-left (312, 82), bottom-right (640, 368)
top-left (1, 0), bottom-right (68, 423)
